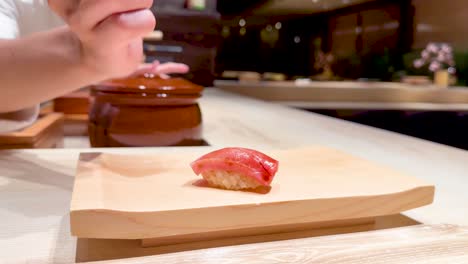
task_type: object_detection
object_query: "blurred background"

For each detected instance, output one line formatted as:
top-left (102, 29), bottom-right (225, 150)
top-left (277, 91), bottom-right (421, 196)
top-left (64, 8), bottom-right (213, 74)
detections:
top-left (143, 0), bottom-right (468, 150)
top-left (149, 0), bottom-right (468, 85)
top-left (9, 0), bottom-right (468, 151)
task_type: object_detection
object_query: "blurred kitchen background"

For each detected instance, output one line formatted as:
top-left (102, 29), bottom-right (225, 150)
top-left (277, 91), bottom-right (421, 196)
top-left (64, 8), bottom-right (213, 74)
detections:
top-left (10, 0), bottom-right (468, 151)
top-left (143, 0), bottom-right (468, 150)
top-left (149, 0), bottom-right (466, 84)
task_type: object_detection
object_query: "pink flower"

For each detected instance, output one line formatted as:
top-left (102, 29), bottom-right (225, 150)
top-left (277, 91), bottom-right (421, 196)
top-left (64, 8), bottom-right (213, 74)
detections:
top-left (427, 43), bottom-right (440, 53)
top-left (441, 44), bottom-right (453, 54)
top-left (437, 53), bottom-right (446, 62)
top-left (421, 50), bottom-right (430, 59)
top-left (413, 59), bottom-right (425, 68)
top-left (429, 61), bottom-right (441, 72)
top-left (427, 43), bottom-right (439, 53)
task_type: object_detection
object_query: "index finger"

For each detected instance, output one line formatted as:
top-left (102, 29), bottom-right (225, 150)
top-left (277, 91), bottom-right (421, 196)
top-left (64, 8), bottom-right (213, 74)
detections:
top-left (49, 0), bottom-right (154, 30)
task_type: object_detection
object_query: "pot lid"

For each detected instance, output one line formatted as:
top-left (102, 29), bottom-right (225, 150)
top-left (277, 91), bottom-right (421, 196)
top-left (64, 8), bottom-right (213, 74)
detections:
top-left (92, 74), bottom-right (204, 95)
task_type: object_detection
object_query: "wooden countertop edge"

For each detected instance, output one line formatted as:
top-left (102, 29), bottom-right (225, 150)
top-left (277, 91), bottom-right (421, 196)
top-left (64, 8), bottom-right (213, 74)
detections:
top-left (78, 224), bottom-right (468, 264)
top-left (279, 101), bottom-right (468, 111)
top-left (214, 80), bottom-right (468, 91)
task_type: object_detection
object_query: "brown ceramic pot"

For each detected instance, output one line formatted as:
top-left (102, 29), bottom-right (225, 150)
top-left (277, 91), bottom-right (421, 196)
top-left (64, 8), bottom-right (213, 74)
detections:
top-left (88, 74), bottom-right (204, 147)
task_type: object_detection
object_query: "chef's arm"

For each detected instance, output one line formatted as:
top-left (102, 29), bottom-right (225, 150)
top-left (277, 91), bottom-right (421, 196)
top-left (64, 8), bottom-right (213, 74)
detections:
top-left (0, 27), bottom-right (101, 113)
top-left (0, 0), bottom-right (157, 114)
top-left (0, 28), bottom-right (191, 114)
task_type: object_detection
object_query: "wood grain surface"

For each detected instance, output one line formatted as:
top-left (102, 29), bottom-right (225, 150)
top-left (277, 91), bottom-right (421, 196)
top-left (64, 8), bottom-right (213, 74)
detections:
top-left (2, 89), bottom-right (468, 263)
top-left (78, 224), bottom-right (468, 264)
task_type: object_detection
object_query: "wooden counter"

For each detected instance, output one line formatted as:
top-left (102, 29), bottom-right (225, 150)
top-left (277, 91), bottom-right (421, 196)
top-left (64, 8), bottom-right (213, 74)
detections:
top-left (215, 80), bottom-right (468, 111)
top-left (1, 89), bottom-right (468, 263)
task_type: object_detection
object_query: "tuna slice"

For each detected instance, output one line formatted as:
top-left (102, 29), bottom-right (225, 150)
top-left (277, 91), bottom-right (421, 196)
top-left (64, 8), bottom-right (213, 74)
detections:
top-left (190, 147), bottom-right (279, 190)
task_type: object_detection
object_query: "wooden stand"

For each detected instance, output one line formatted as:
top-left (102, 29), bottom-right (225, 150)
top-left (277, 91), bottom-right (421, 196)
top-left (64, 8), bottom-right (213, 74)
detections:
top-left (0, 113), bottom-right (64, 149)
top-left (53, 90), bottom-right (90, 136)
top-left (63, 114), bottom-right (88, 136)
top-left (141, 217), bottom-right (375, 247)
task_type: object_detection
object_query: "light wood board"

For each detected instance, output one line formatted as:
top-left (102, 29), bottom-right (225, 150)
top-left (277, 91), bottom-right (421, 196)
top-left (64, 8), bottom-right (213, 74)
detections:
top-left (76, 214), bottom-right (419, 262)
top-left (70, 146), bottom-right (434, 243)
top-left (0, 113), bottom-right (64, 149)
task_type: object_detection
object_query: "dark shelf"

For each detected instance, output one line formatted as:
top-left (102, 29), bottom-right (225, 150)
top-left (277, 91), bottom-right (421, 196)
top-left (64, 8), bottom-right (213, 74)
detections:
top-left (153, 8), bottom-right (220, 19)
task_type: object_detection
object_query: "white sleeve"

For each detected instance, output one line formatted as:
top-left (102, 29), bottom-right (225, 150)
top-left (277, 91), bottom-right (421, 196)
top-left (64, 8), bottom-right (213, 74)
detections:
top-left (0, 1), bottom-right (39, 134)
top-left (0, 0), bottom-right (19, 39)
top-left (0, 105), bottom-right (40, 134)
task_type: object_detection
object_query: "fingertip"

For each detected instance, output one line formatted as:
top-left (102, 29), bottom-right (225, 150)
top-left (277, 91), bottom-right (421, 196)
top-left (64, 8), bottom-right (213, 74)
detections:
top-left (117, 9), bottom-right (156, 34)
top-left (95, 9), bottom-right (156, 46)
top-left (152, 60), bottom-right (161, 68)
top-left (181, 64), bottom-right (190, 72)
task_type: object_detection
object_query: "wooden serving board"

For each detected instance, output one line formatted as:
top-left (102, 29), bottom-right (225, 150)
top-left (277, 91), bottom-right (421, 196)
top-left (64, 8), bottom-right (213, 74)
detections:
top-left (0, 113), bottom-right (64, 149)
top-left (70, 147), bottom-right (434, 246)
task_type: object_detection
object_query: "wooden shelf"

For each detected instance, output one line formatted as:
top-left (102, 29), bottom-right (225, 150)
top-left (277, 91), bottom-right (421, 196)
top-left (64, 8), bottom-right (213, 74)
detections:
top-left (53, 90), bottom-right (90, 115)
top-left (0, 113), bottom-right (64, 149)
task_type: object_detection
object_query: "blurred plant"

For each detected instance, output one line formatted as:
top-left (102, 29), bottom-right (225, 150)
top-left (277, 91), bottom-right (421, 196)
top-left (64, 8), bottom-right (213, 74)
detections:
top-left (363, 48), bottom-right (396, 81)
top-left (260, 25), bottom-right (279, 48)
top-left (413, 43), bottom-right (456, 74)
top-left (453, 50), bottom-right (468, 86)
top-left (314, 51), bottom-right (335, 72)
top-left (331, 54), bottom-right (362, 80)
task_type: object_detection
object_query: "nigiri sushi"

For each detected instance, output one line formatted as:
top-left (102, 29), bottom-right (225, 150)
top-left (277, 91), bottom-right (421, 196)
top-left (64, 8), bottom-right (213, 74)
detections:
top-left (190, 147), bottom-right (279, 191)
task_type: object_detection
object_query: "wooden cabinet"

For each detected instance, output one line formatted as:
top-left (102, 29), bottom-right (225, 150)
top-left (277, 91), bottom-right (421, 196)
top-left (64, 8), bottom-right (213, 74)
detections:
top-left (146, 1), bottom-right (221, 86)
top-left (412, 0), bottom-right (468, 49)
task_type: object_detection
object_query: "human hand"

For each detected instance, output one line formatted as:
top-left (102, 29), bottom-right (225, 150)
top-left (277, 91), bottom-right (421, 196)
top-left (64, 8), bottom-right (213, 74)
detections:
top-left (48, 0), bottom-right (156, 79)
top-left (129, 60), bottom-right (190, 79)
